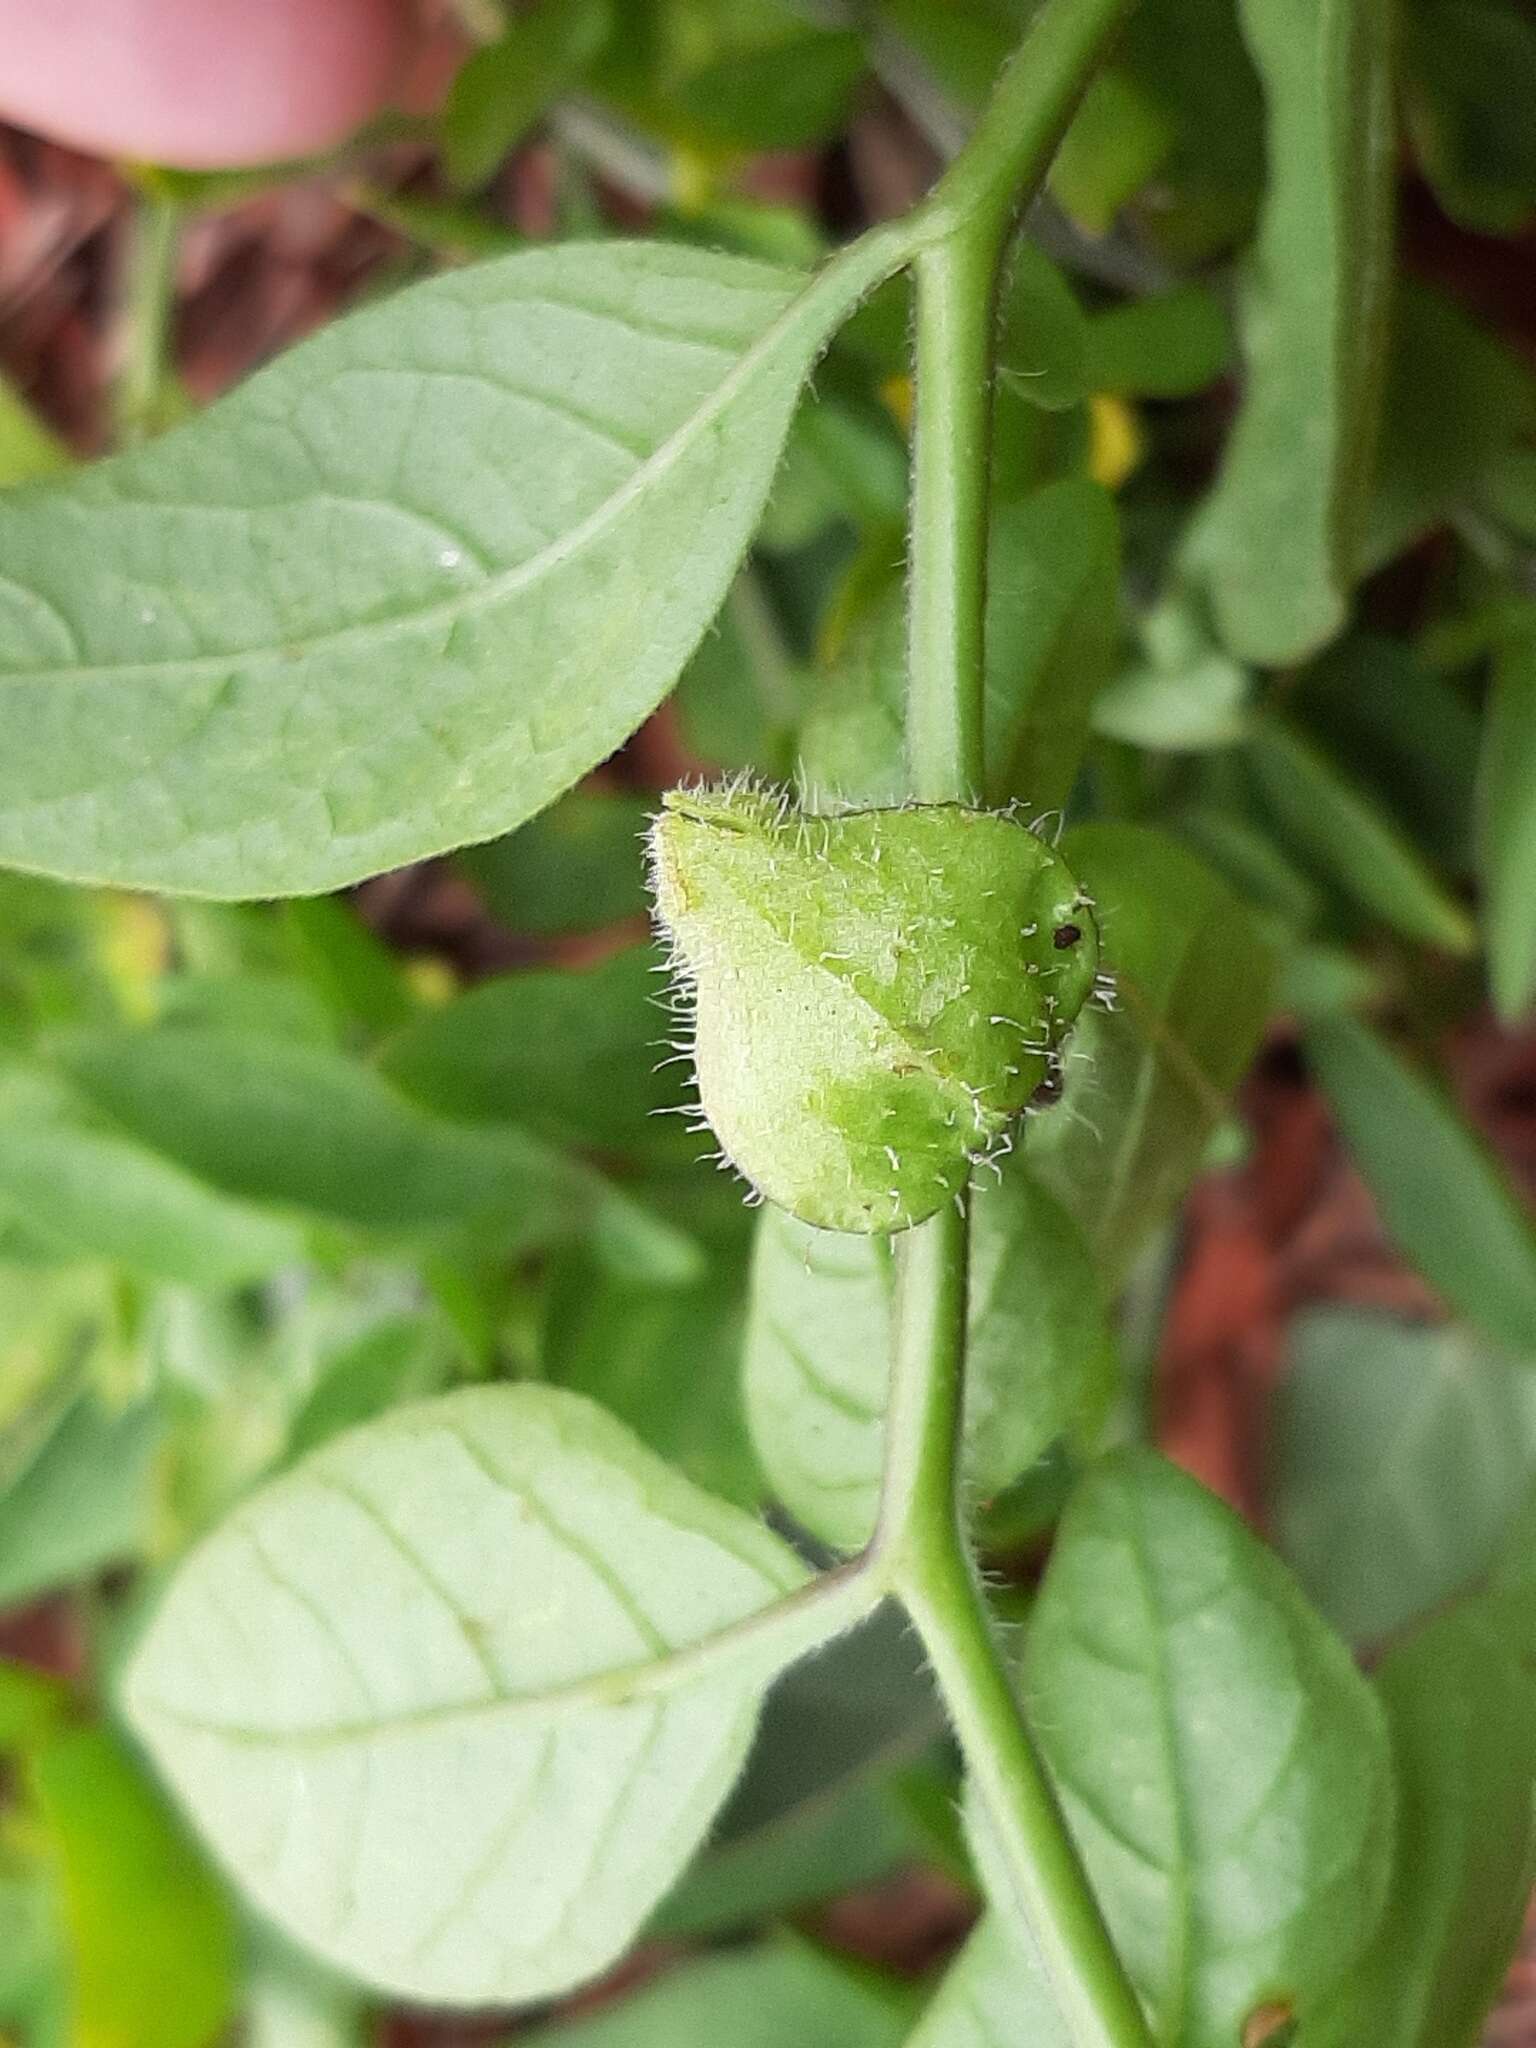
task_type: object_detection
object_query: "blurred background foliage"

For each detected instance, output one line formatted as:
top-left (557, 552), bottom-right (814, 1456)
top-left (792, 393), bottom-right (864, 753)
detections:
top-left (2, 0), bottom-right (1536, 2040)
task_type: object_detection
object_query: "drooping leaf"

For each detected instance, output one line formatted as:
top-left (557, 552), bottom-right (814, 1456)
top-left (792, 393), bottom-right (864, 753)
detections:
top-left (1268, 1306), bottom-right (1536, 1645)
top-left (1309, 1590), bottom-right (1536, 2048)
top-left (1303, 1014), bottom-right (1536, 1353)
top-left (1477, 614), bottom-right (1536, 1020)
top-left (0, 235), bottom-right (900, 898)
top-left (1245, 720), bottom-right (1475, 954)
top-left (125, 1384), bottom-right (812, 2004)
top-left (28, 1722), bottom-right (238, 2048)
top-left (1020, 1450), bottom-right (1393, 2045)
top-left (1190, 0), bottom-right (1394, 660)
top-left (516, 1936), bottom-right (912, 2048)
top-left (1027, 825), bottom-right (1277, 1286)
top-left (744, 1154), bottom-right (1114, 1549)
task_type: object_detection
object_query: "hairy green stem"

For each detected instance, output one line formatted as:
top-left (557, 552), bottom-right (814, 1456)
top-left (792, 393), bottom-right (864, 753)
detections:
top-left (889, 3), bottom-right (1150, 2045)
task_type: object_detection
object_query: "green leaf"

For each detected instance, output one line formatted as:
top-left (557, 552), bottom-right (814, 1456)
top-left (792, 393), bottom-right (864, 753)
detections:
top-left (1082, 286), bottom-right (1233, 398)
top-left (1049, 69), bottom-right (1174, 232)
top-left (443, 0), bottom-right (612, 188)
top-left (1022, 1449), bottom-right (1393, 2045)
top-left (542, 1259), bottom-right (761, 1507)
top-left (670, 30), bottom-right (868, 151)
top-left (1478, 616), bottom-right (1536, 1020)
top-left (125, 1384), bottom-right (810, 2004)
top-left (996, 244), bottom-right (1087, 414)
top-left (1402, 0), bottom-right (1536, 235)
top-left (0, 1382), bottom-right (163, 1610)
top-left (278, 896), bottom-right (417, 1040)
top-left (381, 943), bottom-right (689, 1163)
top-left (1190, 0), bottom-right (1394, 661)
top-left (516, 1935), bottom-right (911, 2048)
top-left (1302, 1015), bottom-right (1536, 1353)
top-left (1367, 283), bottom-right (1536, 567)
top-left (1269, 1307), bottom-right (1536, 1645)
top-left (1027, 825), bottom-right (1277, 1286)
top-left (906, 1918), bottom-right (1069, 2048)
top-left (0, 235), bottom-right (899, 898)
top-left (1309, 1593), bottom-right (1536, 2048)
top-left (744, 1155), bottom-right (1114, 1549)
top-left (0, 1064), bottom-right (306, 1285)
top-left (57, 1025), bottom-right (697, 1280)
top-left (283, 1313), bottom-right (457, 1464)
top-left (654, 1604), bottom-right (943, 1936)
top-left (458, 788), bottom-right (652, 935)
top-left (1245, 720), bottom-right (1476, 954)
top-left (29, 1722), bottom-right (238, 2048)
top-left (799, 481), bottom-right (1119, 815)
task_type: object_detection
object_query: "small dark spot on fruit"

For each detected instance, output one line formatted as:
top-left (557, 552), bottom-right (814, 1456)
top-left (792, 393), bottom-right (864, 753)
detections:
top-left (1053, 922), bottom-right (1083, 950)
top-left (1029, 1068), bottom-right (1064, 1109)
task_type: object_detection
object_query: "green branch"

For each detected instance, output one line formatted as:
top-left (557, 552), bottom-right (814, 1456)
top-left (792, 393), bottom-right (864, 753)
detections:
top-left (887, 2), bottom-right (1152, 2044)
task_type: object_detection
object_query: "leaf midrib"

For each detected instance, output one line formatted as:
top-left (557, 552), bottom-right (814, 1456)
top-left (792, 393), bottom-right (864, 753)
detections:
top-left (0, 250), bottom-right (884, 694)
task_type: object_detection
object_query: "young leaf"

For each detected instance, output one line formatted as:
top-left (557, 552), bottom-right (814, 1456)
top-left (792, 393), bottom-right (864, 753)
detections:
top-left (125, 1384), bottom-right (814, 2004)
top-left (1027, 825), bottom-right (1277, 1285)
top-left (744, 1155), bottom-right (1114, 1549)
top-left (1309, 1594), bottom-right (1536, 2048)
top-left (1303, 1014), bottom-right (1536, 1353)
top-left (1018, 1450), bottom-right (1393, 2045)
top-left (1189, 0), bottom-right (1394, 661)
top-left (1082, 285), bottom-right (1233, 398)
top-left (0, 236), bottom-right (900, 898)
top-left (1246, 720), bottom-right (1476, 955)
top-left (1269, 1306), bottom-right (1536, 1645)
top-left (1477, 615), bottom-right (1536, 1020)
top-left (517, 1935), bottom-right (911, 2048)
top-left (28, 1723), bottom-right (238, 2048)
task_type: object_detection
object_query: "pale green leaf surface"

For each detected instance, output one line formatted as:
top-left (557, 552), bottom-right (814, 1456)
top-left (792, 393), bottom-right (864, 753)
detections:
top-left (125, 1384), bottom-right (807, 2004)
top-left (1269, 1307), bottom-right (1536, 1645)
top-left (1027, 825), bottom-right (1276, 1285)
top-left (0, 238), bottom-right (895, 897)
top-left (745, 1156), bottom-right (1114, 1549)
top-left (1303, 1015), bottom-right (1536, 1353)
top-left (1021, 1450), bottom-right (1393, 2045)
